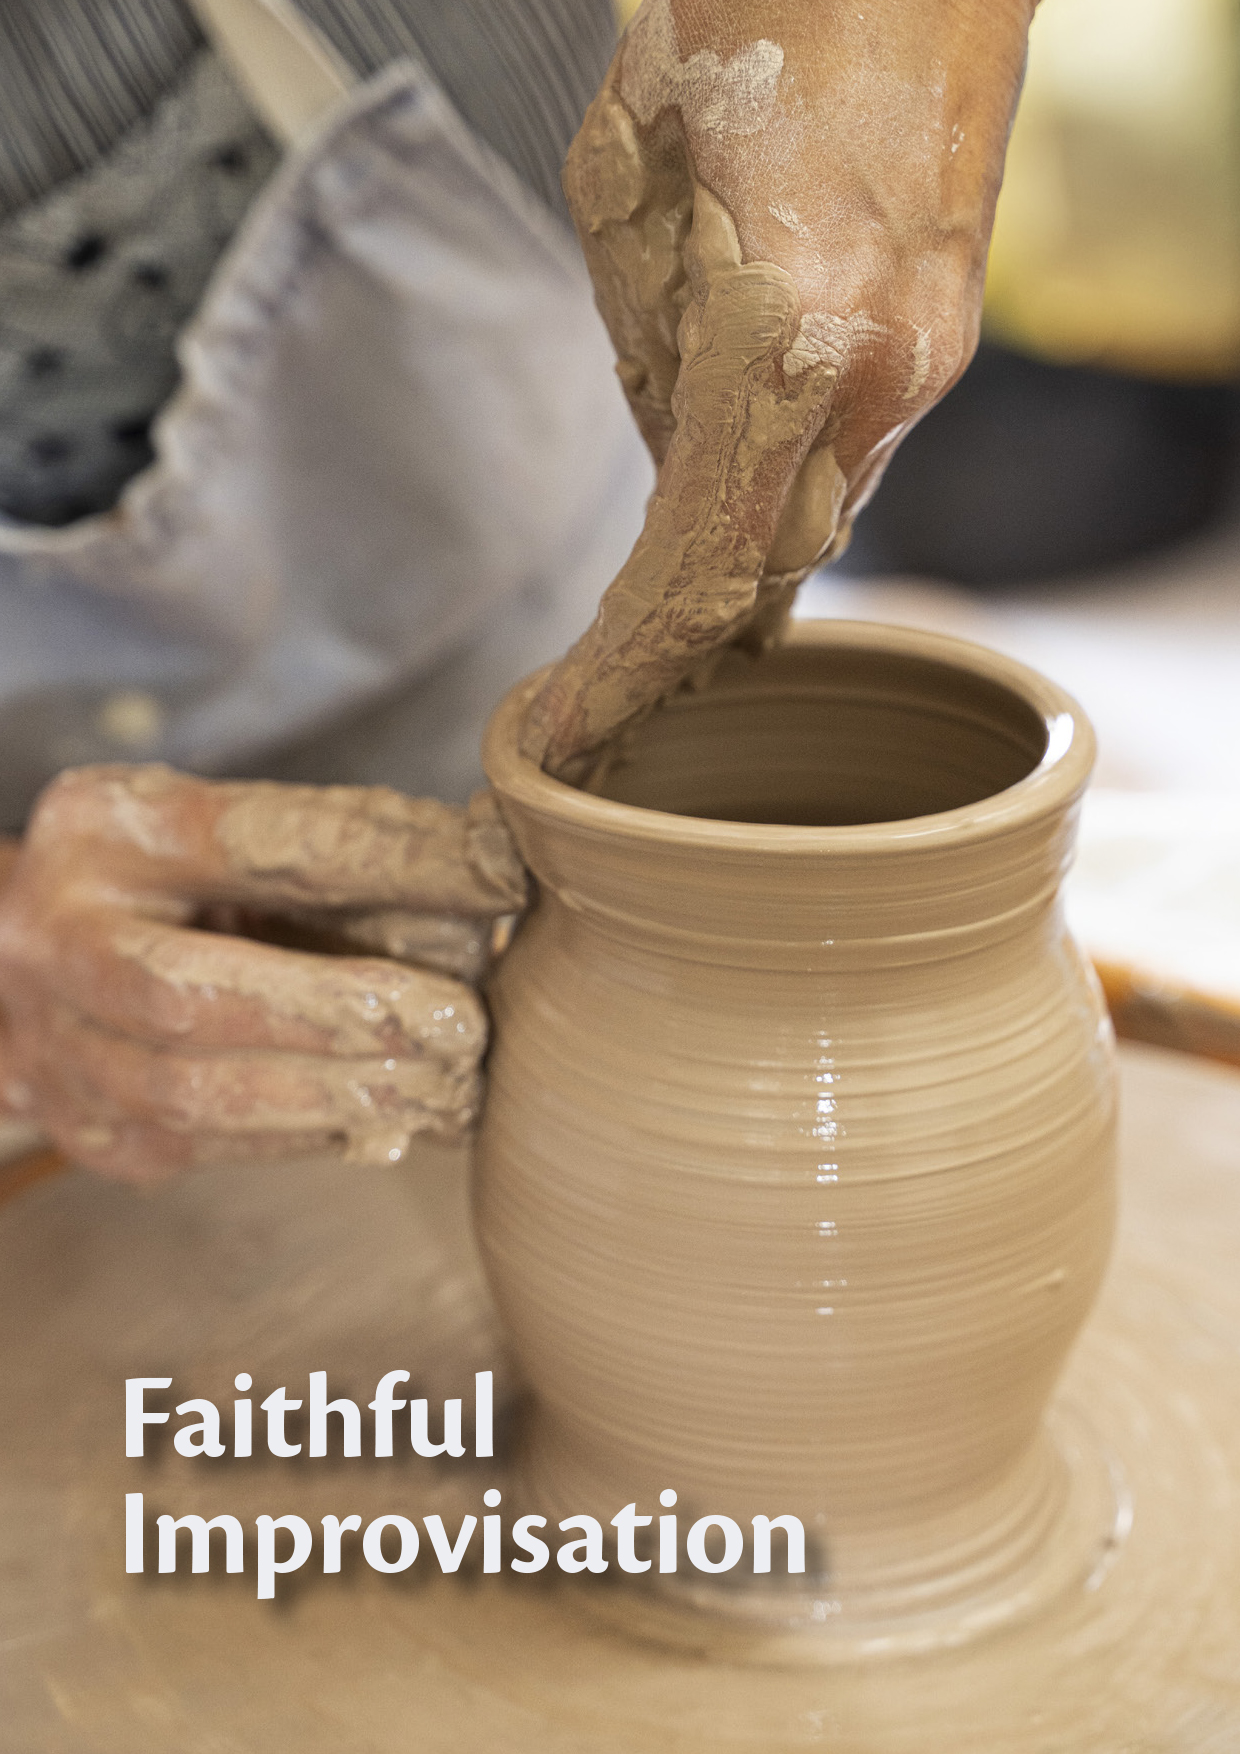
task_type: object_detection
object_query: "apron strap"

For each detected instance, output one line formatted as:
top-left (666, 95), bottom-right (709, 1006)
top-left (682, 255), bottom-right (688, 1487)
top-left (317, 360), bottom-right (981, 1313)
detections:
top-left (186, 0), bottom-right (355, 145)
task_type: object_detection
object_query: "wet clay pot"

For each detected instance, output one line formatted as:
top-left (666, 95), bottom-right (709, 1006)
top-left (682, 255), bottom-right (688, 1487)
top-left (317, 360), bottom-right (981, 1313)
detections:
top-left (476, 621), bottom-right (1116, 1642)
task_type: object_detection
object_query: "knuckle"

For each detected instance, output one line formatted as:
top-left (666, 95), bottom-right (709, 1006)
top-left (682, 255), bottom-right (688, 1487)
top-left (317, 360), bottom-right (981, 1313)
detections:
top-left (348, 960), bottom-right (489, 1057)
top-left (27, 765), bottom-right (127, 840)
top-left (418, 976), bottom-right (489, 1057)
top-left (136, 1054), bottom-right (212, 1130)
top-left (28, 763), bottom-right (190, 856)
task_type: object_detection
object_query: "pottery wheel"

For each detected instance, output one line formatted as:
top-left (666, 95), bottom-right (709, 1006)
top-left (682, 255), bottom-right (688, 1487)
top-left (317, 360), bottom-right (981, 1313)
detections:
top-left (2, 1041), bottom-right (1238, 1752)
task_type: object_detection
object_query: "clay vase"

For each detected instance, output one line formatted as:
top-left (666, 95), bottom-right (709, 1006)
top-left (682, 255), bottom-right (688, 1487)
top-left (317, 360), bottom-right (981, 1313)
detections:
top-left (476, 621), bottom-right (1116, 1646)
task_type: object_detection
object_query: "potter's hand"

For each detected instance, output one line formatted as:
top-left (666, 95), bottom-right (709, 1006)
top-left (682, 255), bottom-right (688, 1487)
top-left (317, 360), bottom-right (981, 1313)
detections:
top-left (525, 0), bottom-right (1034, 776)
top-left (0, 766), bottom-right (525, 1182)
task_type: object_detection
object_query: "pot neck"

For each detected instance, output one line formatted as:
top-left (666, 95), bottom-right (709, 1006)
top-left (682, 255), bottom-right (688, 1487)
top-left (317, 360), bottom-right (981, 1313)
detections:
top-left (483, 624), bottom-right (1094, 966)
top-left (494, 785), bottom-right (1081, 968)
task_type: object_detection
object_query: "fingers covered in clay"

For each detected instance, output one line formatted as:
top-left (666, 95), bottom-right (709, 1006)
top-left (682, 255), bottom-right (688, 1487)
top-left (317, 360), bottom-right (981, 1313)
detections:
top-left (22, 766), bottom-right (525, 917)
top-left (6, 911), bottom-right (485, 1061)
top-left (0, 766), bottom-right (519, 1178)
top-left (530, 0), bottom-right (1034, 771)
top-left (3, 990), bottom-right (480, 1180)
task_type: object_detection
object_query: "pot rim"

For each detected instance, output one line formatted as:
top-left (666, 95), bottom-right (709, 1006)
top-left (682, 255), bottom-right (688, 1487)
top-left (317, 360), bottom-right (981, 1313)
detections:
top-left (482, 619), bottom-right (1096, 856)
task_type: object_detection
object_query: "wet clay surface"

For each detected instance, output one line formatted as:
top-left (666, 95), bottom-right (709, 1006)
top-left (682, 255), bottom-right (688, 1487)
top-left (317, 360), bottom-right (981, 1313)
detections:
top-left (0, 1042), bottom-right (1236, 1750)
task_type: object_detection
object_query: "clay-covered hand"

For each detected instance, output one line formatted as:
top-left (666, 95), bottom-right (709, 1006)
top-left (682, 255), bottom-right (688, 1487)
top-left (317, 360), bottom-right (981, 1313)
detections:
top-left (524, 0), bottom-right (1035, 775)
top-left (0, 766), bottom-right (526, 1181)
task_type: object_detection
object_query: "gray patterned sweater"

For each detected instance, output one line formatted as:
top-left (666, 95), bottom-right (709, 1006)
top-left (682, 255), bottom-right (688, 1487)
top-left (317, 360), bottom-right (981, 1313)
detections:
top-left (0, 0), bottom-right (615, 525)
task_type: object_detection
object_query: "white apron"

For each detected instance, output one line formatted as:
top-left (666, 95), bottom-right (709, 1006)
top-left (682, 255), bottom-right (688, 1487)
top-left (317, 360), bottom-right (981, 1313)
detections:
top-left (0, 12), bottom-right (650, 826)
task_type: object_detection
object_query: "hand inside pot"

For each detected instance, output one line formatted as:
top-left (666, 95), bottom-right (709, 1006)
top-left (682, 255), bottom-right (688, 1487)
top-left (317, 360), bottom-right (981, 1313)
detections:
top-left (0, 767), bottom-right (525, 1182)
top-left (524, 0), bottom-right (1036, 777)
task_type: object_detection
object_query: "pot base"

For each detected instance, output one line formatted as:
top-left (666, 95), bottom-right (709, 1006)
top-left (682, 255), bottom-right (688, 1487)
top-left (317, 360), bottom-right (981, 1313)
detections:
top-left (569, 1395), bottom-right (1128, 1663)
